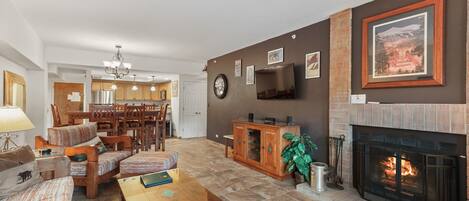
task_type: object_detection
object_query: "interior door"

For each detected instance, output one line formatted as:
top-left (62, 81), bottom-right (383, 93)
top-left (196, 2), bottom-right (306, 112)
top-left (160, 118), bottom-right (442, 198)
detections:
top-left (181, 81), bottom-right (207, 138)
top-left (262, 129), bottom-right (278, 173)
top-left (53, 82), bottom-right (84, 124)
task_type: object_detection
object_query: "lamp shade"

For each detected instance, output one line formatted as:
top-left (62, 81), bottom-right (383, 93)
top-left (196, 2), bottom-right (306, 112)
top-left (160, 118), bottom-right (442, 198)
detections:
top-left (0, 106), bottom-right (34, 133)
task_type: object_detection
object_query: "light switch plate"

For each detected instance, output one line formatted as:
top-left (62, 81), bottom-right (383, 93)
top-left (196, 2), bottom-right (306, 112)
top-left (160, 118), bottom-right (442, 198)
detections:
top-left (350, 94), bottom-right (366, 104)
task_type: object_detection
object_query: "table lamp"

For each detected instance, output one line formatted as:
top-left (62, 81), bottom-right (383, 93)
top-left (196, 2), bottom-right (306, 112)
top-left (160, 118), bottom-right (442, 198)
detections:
top-left (0, 106), bottom-right (35, 152)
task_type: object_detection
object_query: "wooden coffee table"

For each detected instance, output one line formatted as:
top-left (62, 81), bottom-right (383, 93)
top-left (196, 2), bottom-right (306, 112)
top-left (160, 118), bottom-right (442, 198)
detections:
top-left (118, 168), bottom-right (221, 201)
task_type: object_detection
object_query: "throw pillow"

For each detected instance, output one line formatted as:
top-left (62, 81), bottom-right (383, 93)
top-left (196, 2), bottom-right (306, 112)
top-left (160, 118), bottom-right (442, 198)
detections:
top-left (73, 136), bottom-right (103, 147)
top-left (0, 146), bottom-right (42, 200)
top-left (95, 142), bottom-right (107, 154)
top-left (69, 136), bottom-right (106, 160)
top-left (69, 154), bottom-right (87, 162)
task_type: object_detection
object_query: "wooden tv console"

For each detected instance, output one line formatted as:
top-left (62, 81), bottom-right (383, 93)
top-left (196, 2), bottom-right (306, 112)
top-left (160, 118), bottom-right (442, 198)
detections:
top-left (232, 120), bottom-right (300, 179)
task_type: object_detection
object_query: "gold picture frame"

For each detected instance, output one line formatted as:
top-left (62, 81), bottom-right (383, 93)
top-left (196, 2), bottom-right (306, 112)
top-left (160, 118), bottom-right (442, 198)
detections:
top-left (4, 71), bottom-right (26, 111)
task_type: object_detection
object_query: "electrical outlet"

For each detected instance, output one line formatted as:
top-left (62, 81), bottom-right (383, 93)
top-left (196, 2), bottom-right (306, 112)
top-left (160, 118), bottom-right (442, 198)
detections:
top-left (350, 94), bottom-right (366, 104)
top-left (215, 134), bottom-right (219, 138)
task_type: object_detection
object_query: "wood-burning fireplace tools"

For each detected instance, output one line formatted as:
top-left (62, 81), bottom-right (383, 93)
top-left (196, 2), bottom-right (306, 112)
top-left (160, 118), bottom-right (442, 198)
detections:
top-left (327, 135), bottom-right (345, 190)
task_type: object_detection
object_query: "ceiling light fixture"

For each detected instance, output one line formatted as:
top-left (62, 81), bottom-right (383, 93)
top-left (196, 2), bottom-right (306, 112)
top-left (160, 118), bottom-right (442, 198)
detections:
top-left (131, 74), bottom-right (138, 91)
top-left (150, 76), bottom-right (156, 92)
top-left (103, 45), bottom-right (132, 79)
top-left (111, 77), bottom-right (117, 90)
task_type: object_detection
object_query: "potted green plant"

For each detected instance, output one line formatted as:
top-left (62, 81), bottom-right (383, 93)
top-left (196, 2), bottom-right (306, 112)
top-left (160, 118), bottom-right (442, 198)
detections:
top-left (281, 133), bottom-right (318, 184)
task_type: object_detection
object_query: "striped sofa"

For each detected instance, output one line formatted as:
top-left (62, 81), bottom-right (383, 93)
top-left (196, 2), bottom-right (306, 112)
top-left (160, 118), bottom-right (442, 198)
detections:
top-left (35, 122), bottom-right (133, 199)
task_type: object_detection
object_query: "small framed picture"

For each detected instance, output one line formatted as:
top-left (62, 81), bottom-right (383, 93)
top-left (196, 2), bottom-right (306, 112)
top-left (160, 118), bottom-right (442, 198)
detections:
top-left (267, 48), bottom-right (283, 65)
top-left (246, 65), bottom-right (255, 85)
top-left (235, 59), bottom-right (242, 77)
top-left (305, 51), bottom-right (320, 79)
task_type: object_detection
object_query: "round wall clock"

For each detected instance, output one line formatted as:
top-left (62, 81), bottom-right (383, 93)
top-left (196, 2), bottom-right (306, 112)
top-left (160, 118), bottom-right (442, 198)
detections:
top-left (214, 74), bottom-right (228, 99)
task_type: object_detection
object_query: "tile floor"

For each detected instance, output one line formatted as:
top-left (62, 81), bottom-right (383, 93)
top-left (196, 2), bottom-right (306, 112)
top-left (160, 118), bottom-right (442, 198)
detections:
top-left (73, 138), bottom-right (364, 201)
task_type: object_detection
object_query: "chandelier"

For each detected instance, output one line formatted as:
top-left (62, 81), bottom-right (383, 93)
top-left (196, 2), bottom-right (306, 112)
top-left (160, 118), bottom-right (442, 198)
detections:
top-left (103, 45), bottom-right (132, 79)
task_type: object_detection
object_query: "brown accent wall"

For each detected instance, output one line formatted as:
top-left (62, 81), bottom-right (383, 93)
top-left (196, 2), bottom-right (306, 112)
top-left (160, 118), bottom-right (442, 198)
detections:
top-left (352, 0), bottom-right (467, 103)
top-left (207, 20), bottom-right (330, 162)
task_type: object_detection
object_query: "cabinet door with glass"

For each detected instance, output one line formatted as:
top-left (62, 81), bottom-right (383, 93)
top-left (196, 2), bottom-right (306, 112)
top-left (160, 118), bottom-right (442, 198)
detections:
top-left (246, 127), bottom-right (262, 166)
top-left (262, 129), bottom-right (278, 173)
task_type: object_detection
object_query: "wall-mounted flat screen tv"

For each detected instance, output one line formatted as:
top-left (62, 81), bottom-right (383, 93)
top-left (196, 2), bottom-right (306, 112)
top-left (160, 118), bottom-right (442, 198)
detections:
top-left (256, 63), bottom-right (295, 100)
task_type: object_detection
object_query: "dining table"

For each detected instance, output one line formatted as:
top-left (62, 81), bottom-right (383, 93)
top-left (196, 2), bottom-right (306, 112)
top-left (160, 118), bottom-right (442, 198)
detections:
top-left (67, 110), bottom-right (161, 151)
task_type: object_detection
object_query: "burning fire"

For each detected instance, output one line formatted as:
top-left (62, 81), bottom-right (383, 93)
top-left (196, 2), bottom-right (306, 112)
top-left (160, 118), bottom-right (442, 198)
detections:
top-left (381, 157), bottom-right (418, 177)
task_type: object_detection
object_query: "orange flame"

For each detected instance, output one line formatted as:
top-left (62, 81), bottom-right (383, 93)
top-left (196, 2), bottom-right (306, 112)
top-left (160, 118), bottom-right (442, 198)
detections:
top-left (381, 157), bottom-right (417, 177)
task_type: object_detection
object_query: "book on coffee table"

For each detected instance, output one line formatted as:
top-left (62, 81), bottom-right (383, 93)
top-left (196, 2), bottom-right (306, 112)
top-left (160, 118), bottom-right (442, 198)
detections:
top-left (140, 171), bottom-right (173, 188)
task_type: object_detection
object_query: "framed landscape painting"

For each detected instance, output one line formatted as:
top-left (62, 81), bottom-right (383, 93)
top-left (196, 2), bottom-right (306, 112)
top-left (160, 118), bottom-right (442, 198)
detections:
top-left (305, 51), bottom-right (320, 79)
top-left (267, 48), bottom-right (283, 65)
top-left (361, 0), bottom-right (444, 89)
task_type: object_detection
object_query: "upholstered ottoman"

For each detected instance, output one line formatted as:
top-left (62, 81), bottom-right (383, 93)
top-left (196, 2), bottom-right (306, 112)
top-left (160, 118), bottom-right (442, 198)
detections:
top-left (119, 151), bottom-right (178, 177)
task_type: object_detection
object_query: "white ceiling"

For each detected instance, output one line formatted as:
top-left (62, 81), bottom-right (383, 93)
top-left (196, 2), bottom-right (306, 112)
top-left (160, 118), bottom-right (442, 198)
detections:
top-left (12, 0), bottom-right (371, 63)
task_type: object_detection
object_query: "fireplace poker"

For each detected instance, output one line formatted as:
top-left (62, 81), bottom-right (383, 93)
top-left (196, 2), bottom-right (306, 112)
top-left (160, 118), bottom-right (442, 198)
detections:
top-left (327, 135), bottom-right (345, 190)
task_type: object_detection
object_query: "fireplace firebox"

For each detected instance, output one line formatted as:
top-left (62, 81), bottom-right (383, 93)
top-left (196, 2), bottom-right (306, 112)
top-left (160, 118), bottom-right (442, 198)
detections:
top-left (353, 126), bottom-right (466, 201)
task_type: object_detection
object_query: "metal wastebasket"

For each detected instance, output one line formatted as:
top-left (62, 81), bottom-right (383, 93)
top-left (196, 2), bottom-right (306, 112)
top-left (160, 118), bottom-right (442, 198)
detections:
top-left (310, 162), bottom-right (328, 193)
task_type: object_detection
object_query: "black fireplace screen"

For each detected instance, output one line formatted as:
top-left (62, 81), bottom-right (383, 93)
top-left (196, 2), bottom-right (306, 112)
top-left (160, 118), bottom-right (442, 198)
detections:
top-left (353, 126), bottom-right (466, 201)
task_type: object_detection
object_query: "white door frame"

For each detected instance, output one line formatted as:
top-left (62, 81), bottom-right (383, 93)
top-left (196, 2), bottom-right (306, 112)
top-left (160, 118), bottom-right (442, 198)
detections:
top-left (181, 80), bottom-right (207, 138)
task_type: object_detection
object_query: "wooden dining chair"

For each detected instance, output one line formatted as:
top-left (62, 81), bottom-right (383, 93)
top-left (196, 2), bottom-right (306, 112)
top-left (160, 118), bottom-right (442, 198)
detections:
top-left (90, 108), bottom-right (117, 136)
top-left (51, 104), bottom-right (70, 127)
top-left (119, 105), bottom-right (145, 153)
top-left (156, 104), bottom-right (169, 151)
top-left (144, 104), bottom-right (159, 151)
top-left (89, 104), bottom-right (113, 112)
top-left (144, 104), bottom-right (158, 112)
top-left (112, 104), bottom-right (126, 111)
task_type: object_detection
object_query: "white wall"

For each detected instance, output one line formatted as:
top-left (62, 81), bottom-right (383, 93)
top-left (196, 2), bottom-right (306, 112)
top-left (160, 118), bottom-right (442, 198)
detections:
top-left (0, 0), bottom-right (46, 148)
top-left (0, 0), bottom-right (44, 69)
top-left (26, 70), bottom-right (48, 144)
top-left (170, 75), bottom-right (180, 136)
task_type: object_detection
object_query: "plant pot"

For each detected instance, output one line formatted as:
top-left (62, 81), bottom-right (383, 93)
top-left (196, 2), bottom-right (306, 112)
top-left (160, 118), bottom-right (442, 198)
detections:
top-left (293, 171), bottom-right (306, 185)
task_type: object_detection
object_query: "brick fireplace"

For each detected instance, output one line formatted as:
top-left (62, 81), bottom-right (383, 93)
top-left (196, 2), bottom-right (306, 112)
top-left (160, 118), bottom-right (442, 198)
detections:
top-left (328, 4), bottom-right (469, 199)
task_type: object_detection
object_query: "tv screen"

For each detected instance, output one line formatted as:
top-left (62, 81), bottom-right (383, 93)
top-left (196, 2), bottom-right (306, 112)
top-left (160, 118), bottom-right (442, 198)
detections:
top-left (256, 63), bottom-right (296, 99)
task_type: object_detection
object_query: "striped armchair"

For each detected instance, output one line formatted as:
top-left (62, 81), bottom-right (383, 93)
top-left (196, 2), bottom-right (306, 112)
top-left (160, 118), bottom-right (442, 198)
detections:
top-left (35, 122), bottom-right (133, 199)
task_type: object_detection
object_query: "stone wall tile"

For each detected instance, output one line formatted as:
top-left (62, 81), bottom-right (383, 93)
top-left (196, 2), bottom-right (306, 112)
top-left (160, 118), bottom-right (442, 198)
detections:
top-left (450, 104), bottom-right (466, 134)
top-left (424, 104), bottom-right (437, 132)
top-left (436, 104), bottom-right (450, 133)
top-left (391, 104), bottom-right (403, 128)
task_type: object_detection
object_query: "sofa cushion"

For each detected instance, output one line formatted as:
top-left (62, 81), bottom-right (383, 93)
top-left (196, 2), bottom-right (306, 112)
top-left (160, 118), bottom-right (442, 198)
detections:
top-left (120, 151), bottom-right (178, 175)
top-left (4, 176), bottom-right (74, 201)
top-left (48, 122), bottom-right (97, 146)
top-left (0, 146), bottom-right (42, 200)
top-left (70, 151), bottom-right (131, 176)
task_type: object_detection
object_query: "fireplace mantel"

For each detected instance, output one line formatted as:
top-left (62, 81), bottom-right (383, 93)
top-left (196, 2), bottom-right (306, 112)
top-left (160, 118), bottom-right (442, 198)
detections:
top-left (349, 104), bottom-right (467, 136)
